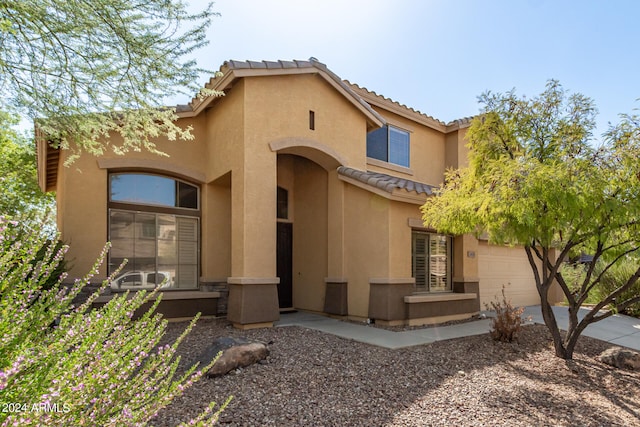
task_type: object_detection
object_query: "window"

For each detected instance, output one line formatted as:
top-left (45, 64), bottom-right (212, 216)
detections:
top-left (277, 186), bottom-right (289, 219)
top-left (412, 231), bottom-right (452, 292)
top-left (110, 173), bottom-right (198, 209)
top-left (108, 173), bottom-right (199, 290)
top-left (366, 125), bottom-right (410, 167)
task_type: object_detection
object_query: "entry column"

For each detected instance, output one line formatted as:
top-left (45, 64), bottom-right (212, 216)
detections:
top-left (324, 170), bottom-right (348, 315)
top-left (226, 156), bottom-right (280, 329)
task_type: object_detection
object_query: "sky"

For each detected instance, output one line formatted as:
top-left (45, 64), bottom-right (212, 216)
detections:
top-left (178, 0), bottom-right (640, 142)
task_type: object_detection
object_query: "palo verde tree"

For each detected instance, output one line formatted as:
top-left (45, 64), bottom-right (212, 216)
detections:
top-left (0, 111), bottom-right (54, 222)
top-left (422, 80), bottom-right (640, 359)
top-left (0, 0), bottom-right (222, 162)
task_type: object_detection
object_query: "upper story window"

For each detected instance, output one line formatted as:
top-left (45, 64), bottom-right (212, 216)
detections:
top-left (110, 173), bottom-right (198, 209)
top-left (366, 125), bottom-right (410, 168)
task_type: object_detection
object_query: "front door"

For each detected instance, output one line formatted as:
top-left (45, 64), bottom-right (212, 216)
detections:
top-left (276, 222), bottom-right (293, 308)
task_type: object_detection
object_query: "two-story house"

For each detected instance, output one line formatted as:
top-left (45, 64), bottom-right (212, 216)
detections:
top-left (37, 59), bottom-right (559, 329)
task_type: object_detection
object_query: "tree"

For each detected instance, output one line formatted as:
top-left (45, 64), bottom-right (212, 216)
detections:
top-left (0, 111), bottom-right (55, 226)
top-left (421, 80), bottom-right (640, 359)
top-left (0, 0), bottom-right (221, 162)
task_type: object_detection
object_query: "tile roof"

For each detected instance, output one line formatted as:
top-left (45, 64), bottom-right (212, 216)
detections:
top-left (178, 58), bottom-right (475, 129)
top-left (223, 59), bottom-right (316, 70)
top-left (337, 166), bottom-right (435, 196)
top-left (347, 82), bottom-right (447, 127)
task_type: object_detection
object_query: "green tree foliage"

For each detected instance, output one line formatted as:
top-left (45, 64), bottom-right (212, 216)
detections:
top-left (422, 81), bottom-right (640, 359)
top-left (0, 218), bottom-right (229, 426)
top-left (0, 112), bottom-right (54, 223)
top-left (0, 0), bottom-right (222, 162)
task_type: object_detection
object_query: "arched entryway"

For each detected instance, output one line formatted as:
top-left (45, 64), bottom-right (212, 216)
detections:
top-left (271, 139), bottom-right (344, 312)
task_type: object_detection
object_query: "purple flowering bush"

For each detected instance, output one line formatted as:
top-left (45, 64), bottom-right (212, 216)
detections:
top-left (0, 218), bottom-right (229, 426)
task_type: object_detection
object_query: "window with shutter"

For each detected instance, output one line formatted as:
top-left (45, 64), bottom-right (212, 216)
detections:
top-left (412, 231), bottom-right (452, 293)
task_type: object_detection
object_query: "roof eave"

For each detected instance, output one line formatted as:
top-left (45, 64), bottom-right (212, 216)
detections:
top-left (35, 126), bottom-right (59, 193)
top-left (337, 174), bottom-right (431, 205)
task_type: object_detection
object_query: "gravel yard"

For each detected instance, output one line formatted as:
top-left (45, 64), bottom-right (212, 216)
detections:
top-left (152, 318), bottom-right (640, 427)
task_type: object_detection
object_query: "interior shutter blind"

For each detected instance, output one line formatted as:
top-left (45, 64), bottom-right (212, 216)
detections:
top-left (412, 232), bottom-right (428, 292)
top-left (176, 217), bottom-right (198, 288)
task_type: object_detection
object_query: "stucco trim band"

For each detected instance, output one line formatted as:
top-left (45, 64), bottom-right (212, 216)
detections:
top-left (324, 277), bottom-right (348, 284)
top-left (227, 277), bottom-right (280, 285)
top-left (97, 158), bottom-right (206, 183)
top-left (369, 278), bottom-right (416, 285)
top-left (404, 293), bottom-right (477, 304)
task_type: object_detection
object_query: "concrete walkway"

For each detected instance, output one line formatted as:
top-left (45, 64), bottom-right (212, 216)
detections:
top-left (275, 306), bottom-right (640, 350)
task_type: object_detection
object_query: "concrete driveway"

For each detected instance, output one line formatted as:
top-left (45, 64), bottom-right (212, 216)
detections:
top-left (523, 305), bottom-right (640, 351)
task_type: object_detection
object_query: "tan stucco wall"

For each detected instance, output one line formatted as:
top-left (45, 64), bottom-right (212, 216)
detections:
top-left (291, 157), bottom-right (328, 312)
top-left (388, 203), bottom-right (419, 278)
top-left (478, 241), bottom-right (542, 307)
top-left (445, 127), bottom-right (470, 170)
top-left (243, 74), bottom-right (368, 171)
top-left (344, 185), bottom-right (390, 318)
top-left (57, 151), bottom-right (109, 277)
top-left (202, 176), bottom-right (231, 280)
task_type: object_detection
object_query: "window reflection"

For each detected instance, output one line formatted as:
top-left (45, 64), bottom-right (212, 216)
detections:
top-left (110, 173), bottom-right (198, 209)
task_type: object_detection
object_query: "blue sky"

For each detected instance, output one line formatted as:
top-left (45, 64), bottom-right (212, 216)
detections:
top-left (180, 0), bottom-right (640, 142)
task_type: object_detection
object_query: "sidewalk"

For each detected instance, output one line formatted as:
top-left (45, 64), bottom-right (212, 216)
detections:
top-left (275, 306), bottom-right (640, 350)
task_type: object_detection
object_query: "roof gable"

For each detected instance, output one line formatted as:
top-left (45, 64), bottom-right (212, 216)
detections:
top-left (180, 58), bottom-right (386, 130)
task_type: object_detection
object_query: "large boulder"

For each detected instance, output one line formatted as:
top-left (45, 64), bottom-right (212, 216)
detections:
top-left (599, 347), bottom-right (640, 371)
top-left (197, 336), bottom-right (269, 377)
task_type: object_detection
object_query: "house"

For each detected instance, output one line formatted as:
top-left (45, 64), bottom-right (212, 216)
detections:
top-left (36, 58), bottom-right (561, 329)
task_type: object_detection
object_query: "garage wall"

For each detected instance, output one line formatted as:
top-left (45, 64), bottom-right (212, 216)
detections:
top-left (478, 241), bottom-right (542, 307)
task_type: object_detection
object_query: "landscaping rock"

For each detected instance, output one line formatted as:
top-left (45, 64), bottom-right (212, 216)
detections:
top-left (196, 336), bottom-right (269, 377)
top-left (599, 347), bottom-right (640, 370)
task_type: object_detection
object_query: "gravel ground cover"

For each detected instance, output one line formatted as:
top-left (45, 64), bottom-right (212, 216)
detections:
top-left (152, 319), bottom-right (640, 427)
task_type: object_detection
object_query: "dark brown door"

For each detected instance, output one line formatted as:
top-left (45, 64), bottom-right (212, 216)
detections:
top-left (277, 222), bottom-right (293, 308)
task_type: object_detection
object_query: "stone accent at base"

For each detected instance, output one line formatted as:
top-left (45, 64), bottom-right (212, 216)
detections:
top-left (200, 278), bottom-right (229, 315)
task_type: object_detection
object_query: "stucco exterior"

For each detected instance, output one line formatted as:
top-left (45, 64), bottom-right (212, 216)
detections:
top-left (37, 58), bottom-right (560, 328)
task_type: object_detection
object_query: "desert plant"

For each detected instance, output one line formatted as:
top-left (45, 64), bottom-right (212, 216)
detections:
top-left (590, 259), bottom-right (640, 317)
top-left (0, 217), bottom-right (230, 426)
top-left (485, 285), bottom-right (526, 343)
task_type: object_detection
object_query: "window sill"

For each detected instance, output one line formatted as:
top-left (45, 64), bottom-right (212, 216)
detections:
top-left (404, 292), bottom-right (477, 304)
top-left (366, 157), bottom-right (414, 175)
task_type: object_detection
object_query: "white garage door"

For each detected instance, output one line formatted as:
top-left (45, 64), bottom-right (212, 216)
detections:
top-left (478, 241), bottom-right (541, 308)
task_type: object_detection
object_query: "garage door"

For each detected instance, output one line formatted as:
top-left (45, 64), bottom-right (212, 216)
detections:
top-left (478, 241), bottom-right (541, 308)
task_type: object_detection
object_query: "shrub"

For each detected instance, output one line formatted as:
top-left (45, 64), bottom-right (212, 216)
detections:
top-left (0, 217), bottom-right (229, 426)
top-left (485, 285), bottom-right (526, 343)
top-left (590, 258), bottom-right (640, 317)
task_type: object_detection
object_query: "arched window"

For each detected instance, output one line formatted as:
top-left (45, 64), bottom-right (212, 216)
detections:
top-left (108, 173), bottom-right (199, 291)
